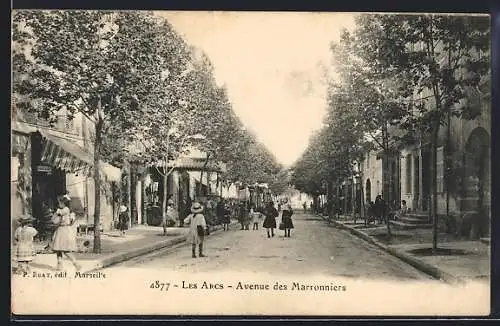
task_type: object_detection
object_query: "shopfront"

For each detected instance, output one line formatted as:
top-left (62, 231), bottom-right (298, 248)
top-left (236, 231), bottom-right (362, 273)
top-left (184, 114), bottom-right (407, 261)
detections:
top-left (30, 131), bottom-right (93, 237)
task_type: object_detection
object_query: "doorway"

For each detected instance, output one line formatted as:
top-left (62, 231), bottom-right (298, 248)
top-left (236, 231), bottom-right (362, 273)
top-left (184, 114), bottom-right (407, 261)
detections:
top-left (463, 127), bottom-right (490, 238)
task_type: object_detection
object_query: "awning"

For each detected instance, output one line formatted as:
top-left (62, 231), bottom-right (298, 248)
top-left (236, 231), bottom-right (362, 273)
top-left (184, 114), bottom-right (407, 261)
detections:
top-left (39, 131), bottom-right (93, 176)
top-left (153, 156), bottom-right (226, 173)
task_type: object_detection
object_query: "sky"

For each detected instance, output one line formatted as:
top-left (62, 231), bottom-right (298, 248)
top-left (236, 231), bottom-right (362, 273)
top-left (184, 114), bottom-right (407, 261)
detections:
top-left (158, 11), bottom-right (357, 167)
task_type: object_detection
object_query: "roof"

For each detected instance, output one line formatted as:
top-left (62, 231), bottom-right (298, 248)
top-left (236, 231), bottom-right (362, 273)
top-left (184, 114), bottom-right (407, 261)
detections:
top-left (166, 157), bottom-right (227, 173)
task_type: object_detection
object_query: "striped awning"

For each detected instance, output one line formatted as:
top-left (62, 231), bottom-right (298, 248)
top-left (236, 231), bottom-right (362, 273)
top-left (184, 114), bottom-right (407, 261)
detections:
top-left (39, 131), bottom-right (93, 176)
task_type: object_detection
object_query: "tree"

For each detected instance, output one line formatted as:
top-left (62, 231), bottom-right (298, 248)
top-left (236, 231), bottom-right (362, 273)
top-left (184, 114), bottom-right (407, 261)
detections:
top-left (12, 11), bottom-right (189, 252)
top-left (328, 27), bottom-right (412, 234)
top-left (352, 14), bottom-right (489, 252)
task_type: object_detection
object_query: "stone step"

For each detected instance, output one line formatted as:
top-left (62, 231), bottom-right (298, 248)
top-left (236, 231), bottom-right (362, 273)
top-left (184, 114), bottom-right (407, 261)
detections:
top-left (480, 237), bottom-right (490, 245)
top-left (389, 220), bottom-right (433, 230)
top-left (399, 216), bottom-right (431, 225)
top-left (405, 212), bottom-right (430, 220)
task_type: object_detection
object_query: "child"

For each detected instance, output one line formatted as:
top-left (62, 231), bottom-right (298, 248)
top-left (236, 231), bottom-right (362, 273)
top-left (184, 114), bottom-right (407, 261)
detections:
top-left (51, 196), bottom-right (81, 271)
top-left (184, 202), bottom-right (207, 258)
top-left (250, 208), bottom-right (262, 230)
top-left (119, 205), bottom-right (129, 236)
top-left (222, 203), bottom-right (231, 231)
top-left (14, 215), bottom-right (38, 275)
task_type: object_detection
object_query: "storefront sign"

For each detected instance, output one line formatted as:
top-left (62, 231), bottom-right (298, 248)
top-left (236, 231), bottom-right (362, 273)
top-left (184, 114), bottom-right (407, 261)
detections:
top-left (36, 164), bottom-right (53, 174)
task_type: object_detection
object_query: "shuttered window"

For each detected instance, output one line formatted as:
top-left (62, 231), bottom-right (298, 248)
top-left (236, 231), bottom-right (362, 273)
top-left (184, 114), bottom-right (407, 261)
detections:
top-left (436, 147), bottom-right (444, 193)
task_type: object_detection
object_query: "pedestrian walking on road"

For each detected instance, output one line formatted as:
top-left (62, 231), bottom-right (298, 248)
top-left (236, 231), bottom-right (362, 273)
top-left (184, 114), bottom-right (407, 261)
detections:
top-left (263, 201), bottom-right (279, 238)
top-left (239, 202), bottom-right (250, 230)
top-left (221, 203), bottom-right (231, 231)
top-left (183, 202), bottom-right (208, 258)
top-left (118, 205), bottom-right (129, 236)
top-left (250, 207), bottom-right (262, 230)
top-left (280, 204), bottom-right (294, 237)
top-left (14, 214), bottom-right (38, 275)
top-left (51, 195), bottom-right (81, 271)
top-left (303, 202), bottom-right (307, 213)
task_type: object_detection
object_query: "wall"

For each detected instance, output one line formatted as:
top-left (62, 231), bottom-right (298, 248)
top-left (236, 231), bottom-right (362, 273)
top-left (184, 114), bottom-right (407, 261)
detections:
top-left (361, 150), bottom-right (383, 204)
top-left (83, 176), bottom-right (114, 231)
top-left (11, 156), bottom-right (23, 238)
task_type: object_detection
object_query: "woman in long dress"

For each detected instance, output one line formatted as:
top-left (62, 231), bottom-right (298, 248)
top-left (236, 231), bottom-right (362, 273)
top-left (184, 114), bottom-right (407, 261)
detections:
top-left (51, 195), bottom-right (81, 271)
top-left (263, 201), bottom-right (278, 238)
top-left (183, 202), bottom-right (208, 258)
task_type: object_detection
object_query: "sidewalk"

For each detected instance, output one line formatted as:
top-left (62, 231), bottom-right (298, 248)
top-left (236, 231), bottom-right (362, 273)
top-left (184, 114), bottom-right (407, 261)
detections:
top-left (11, 221), bottom-right (239, 275)
top-left (321, 215), bottom-right (490, 285)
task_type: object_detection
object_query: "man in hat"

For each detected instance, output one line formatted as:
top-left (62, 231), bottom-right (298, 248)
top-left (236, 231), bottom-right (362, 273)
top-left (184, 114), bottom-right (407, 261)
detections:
top-left (183, 202), bottom-right (208, 258)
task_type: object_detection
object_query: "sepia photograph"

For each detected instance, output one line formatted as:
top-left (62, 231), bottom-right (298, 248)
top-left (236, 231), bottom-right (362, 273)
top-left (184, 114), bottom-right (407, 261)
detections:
top-left (11, 10), bottom-right (491, 316)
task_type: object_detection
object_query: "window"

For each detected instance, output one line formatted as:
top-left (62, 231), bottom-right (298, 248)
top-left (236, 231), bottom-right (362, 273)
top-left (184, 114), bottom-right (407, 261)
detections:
top-left (65, 117), bottom-right (74, 131)
top-left (436, 147), bottom-right (444, 193)
top-left (405, 154), bottom-right (412, 194)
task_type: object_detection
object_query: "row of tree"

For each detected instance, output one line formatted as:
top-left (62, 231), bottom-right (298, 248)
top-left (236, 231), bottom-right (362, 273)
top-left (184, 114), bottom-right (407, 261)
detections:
top-left (12, 10), bottom-right (287, 252)
top-left (291, 14), bottom-right (489, 251)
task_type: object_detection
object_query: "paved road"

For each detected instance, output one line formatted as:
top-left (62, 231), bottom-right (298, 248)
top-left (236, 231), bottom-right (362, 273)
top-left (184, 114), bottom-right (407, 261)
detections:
top-left (106, 213), bottom-right (435, 281)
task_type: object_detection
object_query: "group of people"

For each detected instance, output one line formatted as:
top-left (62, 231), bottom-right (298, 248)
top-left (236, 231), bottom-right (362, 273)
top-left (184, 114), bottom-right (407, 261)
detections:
top-left (365, 195), bottom-right (408, 224)
top-left (14, 193), bottom-right (82, 274)
top-left (14, 194), bottom-right (298, 271)
top-left (262, 200), bottom-right (295, 238)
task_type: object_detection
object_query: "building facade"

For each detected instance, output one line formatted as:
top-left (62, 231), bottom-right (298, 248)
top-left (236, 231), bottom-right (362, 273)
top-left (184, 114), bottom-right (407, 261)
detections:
top-left (11, 105), bottom-right (121, 237)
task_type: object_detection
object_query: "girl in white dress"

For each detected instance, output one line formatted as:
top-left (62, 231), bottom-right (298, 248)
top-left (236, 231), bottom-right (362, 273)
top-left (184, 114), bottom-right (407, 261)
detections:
top-left (51, 196), bottom-right (81, 271)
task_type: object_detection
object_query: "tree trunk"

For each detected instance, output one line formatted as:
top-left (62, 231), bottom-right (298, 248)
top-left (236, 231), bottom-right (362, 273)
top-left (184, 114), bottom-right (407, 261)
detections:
top-left (445, 110), bottom-right (451, 231)
top-left (162, 156), bottom-right (168, 222)
top-left (141, 175), bottom-right (147, 225)
top-left (360, 173), bottom-right (366, 226)
top-left (352, 177), bottom-right (356, 223)
top-left (431, 122), bottom-right (440, 253)
top-left (382, 123), bottom-right (391, 237)
top-left (127, 163), bottom-right (132, 230)
top-left (162, 133), bottom-right (170, 221)
top-left (327, 180), bottom-right (334, 220)
top-left (93, 116), bottom-right (103, 254)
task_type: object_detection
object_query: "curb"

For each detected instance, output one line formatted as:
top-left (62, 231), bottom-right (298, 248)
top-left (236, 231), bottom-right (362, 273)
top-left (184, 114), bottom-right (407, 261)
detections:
top-left (84, 221), bottom-right (239, 273)
top-left (318, 215), bottom-right (465, 285)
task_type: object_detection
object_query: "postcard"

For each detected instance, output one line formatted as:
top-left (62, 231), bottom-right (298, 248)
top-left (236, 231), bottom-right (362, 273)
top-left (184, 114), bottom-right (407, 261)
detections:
top-left (11, 10), bottom-right (491, 316)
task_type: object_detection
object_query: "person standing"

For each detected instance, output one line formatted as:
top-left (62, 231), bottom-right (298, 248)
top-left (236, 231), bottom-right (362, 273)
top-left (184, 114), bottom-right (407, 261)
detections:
top-left (183, 202), bottom-right (208, 258)
top-left (263, 201), bottom-right (278, 238)
top-left (221, 202), bottom-right (231, 231)
top-left (216, 199), bottom-right (225, 227)
top-left (14, 214), bottom-right (38, 275)
top-left (51, 195), bottom-right (81, 271)
top-left (281, 204), bottom-right (295, 237)
top-left (250, 207), bottom-right (262, 230)
top-left (239, 202), bottom-right (250, 230)
top-left (374, 195), bottom-right (387, 225)
top-left (118, 205), bottom-right (129, 236)
top-left (303, 202), bottom-right (307, 213)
